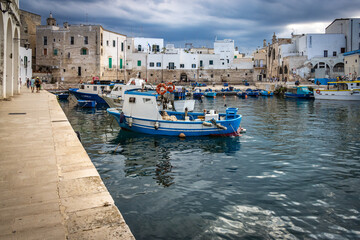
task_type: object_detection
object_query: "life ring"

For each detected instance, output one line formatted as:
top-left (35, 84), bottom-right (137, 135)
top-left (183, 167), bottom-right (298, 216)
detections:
top-left (316, 89), bottom-right (320, 94)
top-left (156, 83), bottom-right (167, 95)
top-left (166, 82), bottom-right (176, 92)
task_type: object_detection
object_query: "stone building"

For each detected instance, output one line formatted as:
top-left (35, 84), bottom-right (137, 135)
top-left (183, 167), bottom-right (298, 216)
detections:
top-left (19, 9), bottom-right (41, 70)
top-left (252, 41), bottom-right (267, 81)
top-left (265, 33), bottom-right (292, 81)
top-left (0, 0), bottom-right (21, 99)
top-left (36, 13), bottom-right (126, 84)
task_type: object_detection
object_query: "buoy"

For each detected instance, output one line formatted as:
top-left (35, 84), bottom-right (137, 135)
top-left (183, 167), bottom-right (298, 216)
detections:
top-left (179, 133), bottom-right (186, 138)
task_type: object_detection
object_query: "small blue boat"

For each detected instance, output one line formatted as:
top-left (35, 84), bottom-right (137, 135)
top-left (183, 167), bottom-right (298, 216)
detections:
top-left (204, 91), bottom-right (217, 98)
top-left (285, 86), bottom-right (314, 99)
top-left (77, 100), bottom-right (97, 108)
top-left (259, 90), bottom-right (274, 96)
top-left (237, 91), bottom-right (247, 98)
top-left (245, 88), bottom-right (259, 97)
top-left (69, 81), bottom-right (113, 105)
top-left (107, 88), bottom-right (243, 137)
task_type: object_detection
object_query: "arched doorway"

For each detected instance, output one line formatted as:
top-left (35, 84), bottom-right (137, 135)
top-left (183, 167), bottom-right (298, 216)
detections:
top-left (180, 73), bottom-right (187, 82)
top-left (0, 12), bottom-right (4, 99)
top-left (14, 28), bottom-right (19, 94)
top-left (6, 19), bottom-right (13, 98)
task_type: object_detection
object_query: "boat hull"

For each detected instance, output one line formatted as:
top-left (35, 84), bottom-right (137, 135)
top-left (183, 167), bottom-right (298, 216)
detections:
top-left (314, 90), bottom-right (360, 100)
top-left (69, 88), bottom-right (108, 105)
top-left (284, 93), bottom-right (313, 99)
top-left (107, 109), bottom-right (242, 137)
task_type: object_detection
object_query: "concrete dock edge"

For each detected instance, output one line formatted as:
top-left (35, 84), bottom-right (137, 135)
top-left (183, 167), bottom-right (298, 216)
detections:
top-left (0, 88), bottom-right (135, 239)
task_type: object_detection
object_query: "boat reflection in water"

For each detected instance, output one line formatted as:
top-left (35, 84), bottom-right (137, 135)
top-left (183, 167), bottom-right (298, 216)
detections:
top-left (109, 130), bottom-right (241, 187)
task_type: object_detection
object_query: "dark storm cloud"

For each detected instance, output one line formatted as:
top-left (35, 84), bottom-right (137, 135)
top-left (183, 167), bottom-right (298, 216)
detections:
top-left (20, 0), bottom-right (360, 53)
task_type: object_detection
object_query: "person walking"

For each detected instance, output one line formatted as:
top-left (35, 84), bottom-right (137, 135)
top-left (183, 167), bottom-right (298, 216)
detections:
top-left (35, 77), bottom-right (41, 93)
top-left (30, 77), bottom-right (35, 93)
top-left (26, 78), bottom-right (30, 88)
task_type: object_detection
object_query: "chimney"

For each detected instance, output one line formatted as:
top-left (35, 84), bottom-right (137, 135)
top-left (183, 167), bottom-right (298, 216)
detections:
top-left (63, 22), bottom-right (68, 28)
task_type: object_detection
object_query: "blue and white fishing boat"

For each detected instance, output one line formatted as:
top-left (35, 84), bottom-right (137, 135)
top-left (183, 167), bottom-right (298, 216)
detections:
top-left (107, 87), bottom-right (243, 137)
top-left (69, 80), bottom-right (113, 105)
top-left (285, 86), bottom-right (314, 99)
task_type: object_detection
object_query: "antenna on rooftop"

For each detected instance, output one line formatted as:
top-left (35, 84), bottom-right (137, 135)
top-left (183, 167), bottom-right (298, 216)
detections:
top-left (85, 13), bottom-right (88, 24)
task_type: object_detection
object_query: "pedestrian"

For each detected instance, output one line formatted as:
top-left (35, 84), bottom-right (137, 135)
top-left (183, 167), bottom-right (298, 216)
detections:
top-left (26, 78), bottom-right (30, 88)
top-left (35, 77), bottom-right (41, 93)
top-left (30, 77), bottom-right (35, 93)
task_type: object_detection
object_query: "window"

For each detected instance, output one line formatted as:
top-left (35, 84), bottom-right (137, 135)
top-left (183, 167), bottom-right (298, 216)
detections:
top-left (156, 62), bottom-right (161, 67)
top-left (53, 38), bottom-right (55, 42)
top-left (211, 74), bottom-right (213, 78)
top-left (333, 51), bottom-right (337, 57)
top-left (84, 36), bottom-right (88, 45)
top-left (68, 52), bottom-right (70, 59)
top-left (192, 64), bottom-right (196, 68)
top-left (121, 42), bottom-right (124, 51)
top-left (93, 86), bottom-right (97, 91)
top-left (137, 60), bottom-right (141, 66)
top-left (80, 48), bottom-right (88, 55)
top-left (209, 60), bottom-right (213, 65)
top-left (143, 98), bottom-right (152, 103)
top-left (150, 62), bottom-right (154, 67)
top-left (138, 45), bottom-right (142, 51)
top-left (129, 97), bottom-right (136, 103)
top-left (63, 69), bottom-right (66, 72)
top-left (168, 62), bottom-right (175, 69)
top-left (53, 49), bottom-right (58, 56)
top-left (106, 40), bottom-right (109, 46)
top-left (200, 60), bottom-right (203, 67)
top-left (324, 50), bottom-right (328, 57)
top-left (101, 34), bottom-right (103, 46)
top-left (341, 48), bottom-right (345, 53)
top-left (309, 36), bottom-right (312, 48)
top-left (70, 36), bottom-right (74, 45)
top-left (113, 40), bottom-right (116, 47)
top-left (180, 64), bottom-right (184, 68)
top-left (43, 48), bottom-right (47, 55)
top-left (24, 56), bottom-right (28, 68)
top-left (109, 58), bottom-right (112, 68)
top-left (78, 67), bottom-right (81, 76)
top-left (120, 59), bottom-right (123, 69)
top-left (43, 36), bottom-right (47, 45)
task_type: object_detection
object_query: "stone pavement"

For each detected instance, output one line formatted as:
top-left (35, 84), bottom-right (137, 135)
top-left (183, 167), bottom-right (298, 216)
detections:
top-left (0, 88), bottom-right (134, 239)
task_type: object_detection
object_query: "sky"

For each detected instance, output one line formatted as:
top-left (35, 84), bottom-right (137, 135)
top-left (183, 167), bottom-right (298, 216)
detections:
top-left (20, 0), bottom-right (360, 55)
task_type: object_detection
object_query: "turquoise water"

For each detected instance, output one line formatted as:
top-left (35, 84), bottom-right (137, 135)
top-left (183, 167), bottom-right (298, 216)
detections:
top-left (60, 96), bottom-right (360, 239)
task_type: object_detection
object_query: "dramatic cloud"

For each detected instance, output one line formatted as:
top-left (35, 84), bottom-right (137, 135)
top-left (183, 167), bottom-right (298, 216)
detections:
top-left (20, 0), bottom-right (360, 54)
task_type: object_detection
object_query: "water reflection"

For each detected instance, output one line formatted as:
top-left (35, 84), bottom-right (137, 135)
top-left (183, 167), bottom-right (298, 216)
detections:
top-left (108, 131), bottom-right (241, 187)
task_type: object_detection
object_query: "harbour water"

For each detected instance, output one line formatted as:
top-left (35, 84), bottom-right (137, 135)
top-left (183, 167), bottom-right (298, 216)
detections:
top-left (60, 96), bottom-right (360, 239)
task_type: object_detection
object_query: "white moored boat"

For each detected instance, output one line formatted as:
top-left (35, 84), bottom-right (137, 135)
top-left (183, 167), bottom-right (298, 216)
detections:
top-left (314, 80), bottom-right (360, 101)
top-left (107, 84), bottom-right (243, 137)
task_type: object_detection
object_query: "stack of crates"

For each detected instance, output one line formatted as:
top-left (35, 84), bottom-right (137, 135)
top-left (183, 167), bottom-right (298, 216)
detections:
top-left (225, 107), bottom-right (238, 120)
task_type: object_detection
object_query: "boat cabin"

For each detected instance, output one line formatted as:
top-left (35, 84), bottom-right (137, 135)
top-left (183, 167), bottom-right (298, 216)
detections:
top-left (79, 83), bottom-right (113, 94)
top-left (327, 81), bottom-right (360, 90)
top-left (287, 86), bottom-right (312, 95)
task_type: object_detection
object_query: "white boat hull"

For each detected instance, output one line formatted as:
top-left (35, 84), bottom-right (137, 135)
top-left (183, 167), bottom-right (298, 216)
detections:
top-left (314, 90), bottom-right (360, 101)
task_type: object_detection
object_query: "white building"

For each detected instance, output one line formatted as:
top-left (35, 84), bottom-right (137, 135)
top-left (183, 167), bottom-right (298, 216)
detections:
top-left (19, 47), bottom-right (32, 85)
top-left (214, 39), bottom-right (235, 68)
top-left (0, 0), bottom-right (21, 99)
top-left (326, 18), bottom-right (360, 51)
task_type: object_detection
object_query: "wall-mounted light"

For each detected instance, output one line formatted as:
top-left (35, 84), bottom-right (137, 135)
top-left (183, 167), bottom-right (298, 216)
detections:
top-left (1, 0), bottom-right (12, 13)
